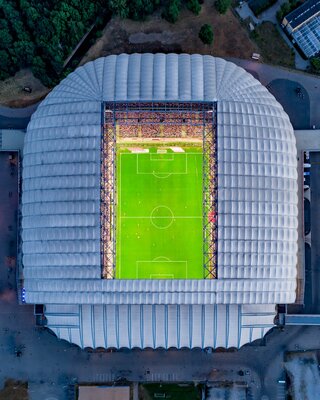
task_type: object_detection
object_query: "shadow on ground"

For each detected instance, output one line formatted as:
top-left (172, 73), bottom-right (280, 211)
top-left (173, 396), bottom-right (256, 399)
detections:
top-left (267, 79), bottom-right (310, 129)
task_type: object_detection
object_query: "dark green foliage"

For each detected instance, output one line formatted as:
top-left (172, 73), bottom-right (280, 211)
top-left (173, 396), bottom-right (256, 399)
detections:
top-left (0, 0), bottom-right (105, 86)
top-left (162, 0), bottom-right (181, 23)
top-left (248, 0), bottom-right (277, 16)
top-left (108, 0), bottom-right (129, 18)
top-left (215, 0), bottom-right (231, 14)
top-left (276, 0), bottom-right (302, 21)
top-left (0, 50), bottom-right (11, 79)
top-left (187, 0), bottom-right (201, 15)
top-left (0, 20), bottom-right (13, 49)
top-left (129, 0), bottom-right (160, 20)
top-left (310, 57), bottom-right (320, 74)
top-left (109, 0), bottom-right (160, 20)
top-left (199, 23), bottom-right (213, 44)
top-left (0, 0), bottom-right (203, 86)
top-left (11, 40), bottom-right (35, 66)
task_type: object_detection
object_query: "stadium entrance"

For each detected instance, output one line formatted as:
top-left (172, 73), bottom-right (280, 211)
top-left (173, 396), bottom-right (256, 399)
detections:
top-left (101, 102), bottom-right (217, 280)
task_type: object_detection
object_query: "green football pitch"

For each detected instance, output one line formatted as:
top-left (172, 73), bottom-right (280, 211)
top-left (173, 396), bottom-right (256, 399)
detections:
top-left (116, 147), bottom-right (203, 279)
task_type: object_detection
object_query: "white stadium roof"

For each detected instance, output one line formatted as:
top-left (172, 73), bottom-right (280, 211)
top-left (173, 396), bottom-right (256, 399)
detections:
top-left (22, 54), bottom-right (298, 349)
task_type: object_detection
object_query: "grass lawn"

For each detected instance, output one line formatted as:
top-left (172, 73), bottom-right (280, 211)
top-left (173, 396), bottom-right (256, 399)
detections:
top-left (251, 22), bottom-right (295, 68)
top-left (140, 383), bottom-right (202, 400)
top-left (116, 147), bottom-right (203, 279)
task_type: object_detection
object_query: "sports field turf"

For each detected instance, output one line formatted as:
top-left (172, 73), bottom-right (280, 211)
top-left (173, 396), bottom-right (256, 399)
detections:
top-left (116, 147), bottom-right (203, 279)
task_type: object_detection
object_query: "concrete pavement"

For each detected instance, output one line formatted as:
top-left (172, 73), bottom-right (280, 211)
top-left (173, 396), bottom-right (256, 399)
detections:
top-left (2, 298), bottom-right (319, 400)
top-left (267, 79), bottom-right (310, 129)
top-left (0, 102), bottom-right (39, 129)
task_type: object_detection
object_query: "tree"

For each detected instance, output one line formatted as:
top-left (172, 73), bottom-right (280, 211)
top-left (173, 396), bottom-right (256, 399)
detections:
top-left (0, 50), bottom-right (11, 80)
top-left (215, 0), bottom-right (231, 14)
top-left (199, 24), bottom-right (213, 45)
top-left (311, 57), bottom-right (320, 74)
top-left (11, 40), bottom-right (35, 67)
top-left (129, 0), bottom-right (160, 20)
top-left (31, 56), bottom-right (47, 80)
top-left (187, 0), bottom-right (201, 15)
top-left (276, 2), bottom-right (291, 21)
top-left (0, 26), bottom-right (13, 49)
top-left (162, 0), bottom-right (181, 23)
top-left (108, 0), bottom-right (129, 18)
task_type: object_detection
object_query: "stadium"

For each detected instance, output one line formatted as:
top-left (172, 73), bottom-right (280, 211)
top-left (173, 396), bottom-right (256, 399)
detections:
top-left (21, 53), bottom-right (298, 349)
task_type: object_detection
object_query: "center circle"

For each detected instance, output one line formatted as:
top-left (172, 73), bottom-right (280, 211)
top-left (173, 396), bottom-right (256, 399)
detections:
top-left (150, 206), bottom-right (174, 229)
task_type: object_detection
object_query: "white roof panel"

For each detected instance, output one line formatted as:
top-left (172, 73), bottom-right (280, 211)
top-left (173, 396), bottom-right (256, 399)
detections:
top-left (22, 54), bottom-right (298, 307)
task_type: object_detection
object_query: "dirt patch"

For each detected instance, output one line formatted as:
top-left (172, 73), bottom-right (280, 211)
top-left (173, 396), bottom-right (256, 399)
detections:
top-left (0, 380), bottom-right (28, 400)
top-left (80, 1), bottom-right (258, 65)
top-left (0, 69), bottom-right (49, 108)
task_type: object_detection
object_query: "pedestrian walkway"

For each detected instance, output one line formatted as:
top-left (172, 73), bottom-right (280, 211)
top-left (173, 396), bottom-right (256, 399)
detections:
top-left (235, 2), bottom-right (260, 24)
top-left (133, 382), bottom-right (139, 400)
top-left (295, 130), bottom-right (320, 151)
top-left (0, 129), bottom-right (25, 153)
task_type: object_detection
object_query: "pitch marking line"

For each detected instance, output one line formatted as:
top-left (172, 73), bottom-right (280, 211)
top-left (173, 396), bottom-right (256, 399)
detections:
top-left (136, 260), bottom-right (188, 279)
top-left (150, 274), bottom-right (174, 279)
top-left (120, 216), bottom-right (202, 219)
top-left (136, 153), bottom-right (188, 176)
top-left (120, 152), bottom-right (203, 155)
top-left (150, 153), bottom-right (174, 161)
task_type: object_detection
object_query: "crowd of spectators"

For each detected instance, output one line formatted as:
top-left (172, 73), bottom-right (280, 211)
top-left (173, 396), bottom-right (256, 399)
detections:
top-left (109, 111), bottom-right (208, 138)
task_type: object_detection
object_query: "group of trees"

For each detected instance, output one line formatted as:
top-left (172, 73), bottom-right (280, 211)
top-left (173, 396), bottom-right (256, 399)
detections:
top-left (109, 0), bottom-right (229, 24)
top-left (0, 0), bottom-right (106, 85)
top-left (109, 0), bottom-right (203, 23)
top-left (108, 0), bottom-right (160, 20)
top-left (0, 0), bottom-right (226, 86)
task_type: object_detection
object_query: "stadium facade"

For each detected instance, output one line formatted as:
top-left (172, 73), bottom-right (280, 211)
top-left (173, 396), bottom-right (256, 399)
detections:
top-left (21, 54), bottom-right (298, 349)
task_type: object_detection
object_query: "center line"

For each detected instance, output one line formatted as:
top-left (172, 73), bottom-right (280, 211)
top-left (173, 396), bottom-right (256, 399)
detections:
top-left (121, 216), bottom-right (202, 219)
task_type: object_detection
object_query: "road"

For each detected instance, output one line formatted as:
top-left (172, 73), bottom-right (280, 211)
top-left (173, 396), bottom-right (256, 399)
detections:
top-left (0, 103), bottom-right (39, 129)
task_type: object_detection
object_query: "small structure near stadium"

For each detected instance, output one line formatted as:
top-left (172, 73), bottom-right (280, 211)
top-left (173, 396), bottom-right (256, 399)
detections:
top-left (282, 0), bottom-right (320, 58)
top-left (21, 54), bottom-right (298, 349)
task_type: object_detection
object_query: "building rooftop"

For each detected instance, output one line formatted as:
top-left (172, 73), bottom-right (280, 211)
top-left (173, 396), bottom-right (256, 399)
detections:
top-left (21, 54), bottom-right (298, 348)
top-left (285, 0), bottom-right (320, 30)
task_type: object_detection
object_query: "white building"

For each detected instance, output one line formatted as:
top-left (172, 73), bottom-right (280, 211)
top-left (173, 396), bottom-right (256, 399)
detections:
top-left (21, 54), bottom-right (298, 349)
